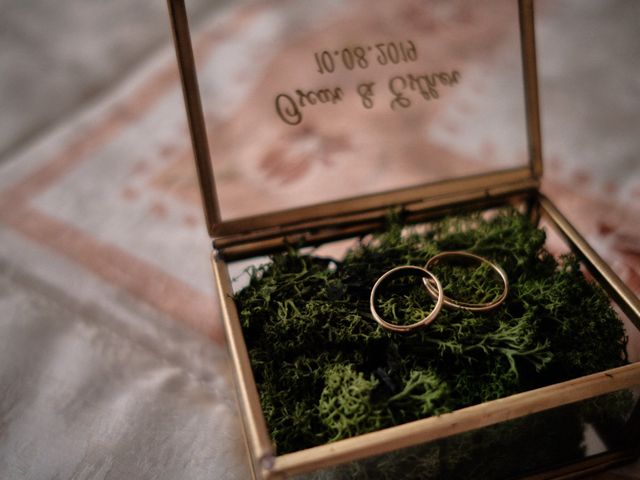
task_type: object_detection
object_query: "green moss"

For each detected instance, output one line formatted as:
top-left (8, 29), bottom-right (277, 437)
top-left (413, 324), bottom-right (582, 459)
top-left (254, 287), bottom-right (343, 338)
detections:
top-left (234, 208), bottom-right (629, 456)
top-left (319, 364), bottom-right (381, 441)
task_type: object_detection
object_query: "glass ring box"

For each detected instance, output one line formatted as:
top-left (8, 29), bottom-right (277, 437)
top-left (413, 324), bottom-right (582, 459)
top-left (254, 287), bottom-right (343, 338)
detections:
top-left (166, 0), bottom-right (640, 478)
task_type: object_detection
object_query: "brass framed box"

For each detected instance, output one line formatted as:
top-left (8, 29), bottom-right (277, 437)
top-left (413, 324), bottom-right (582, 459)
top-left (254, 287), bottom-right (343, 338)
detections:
top-left (166, 0), bottom-right (640, 478)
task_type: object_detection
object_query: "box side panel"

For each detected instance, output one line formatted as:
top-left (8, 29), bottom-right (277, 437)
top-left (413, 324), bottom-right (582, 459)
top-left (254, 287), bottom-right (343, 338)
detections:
top-left (538, 194), bottom-right (640, 327)
top-left (269, 366), bottom-right (640, 478)
top-left (287, 387), bottom-right (640, 480)
top-left (211, 254), bottom-right (275, 471)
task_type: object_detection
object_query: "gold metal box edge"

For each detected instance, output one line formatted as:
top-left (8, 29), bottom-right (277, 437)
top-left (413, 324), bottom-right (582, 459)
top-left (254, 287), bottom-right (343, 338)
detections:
top-left (166, 0), bottom-right (640, 477)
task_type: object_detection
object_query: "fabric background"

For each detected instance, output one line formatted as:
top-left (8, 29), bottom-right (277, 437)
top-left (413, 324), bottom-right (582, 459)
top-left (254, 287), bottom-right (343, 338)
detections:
top-left (0, 0), bottom-right (638, 478)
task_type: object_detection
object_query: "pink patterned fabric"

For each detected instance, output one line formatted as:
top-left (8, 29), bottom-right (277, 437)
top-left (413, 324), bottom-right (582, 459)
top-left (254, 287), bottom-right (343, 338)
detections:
top-left (0, 1), bottom-right (637, 478)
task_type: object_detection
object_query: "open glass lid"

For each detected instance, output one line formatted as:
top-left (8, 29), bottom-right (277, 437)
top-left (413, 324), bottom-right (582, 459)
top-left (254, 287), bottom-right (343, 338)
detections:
top-left (173, 0), bottom-right (541, 236)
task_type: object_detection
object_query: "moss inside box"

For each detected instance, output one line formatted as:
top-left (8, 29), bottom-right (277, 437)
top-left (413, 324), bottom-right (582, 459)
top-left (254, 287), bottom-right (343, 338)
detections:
top-left (234, 208), bottom-right (631, 467)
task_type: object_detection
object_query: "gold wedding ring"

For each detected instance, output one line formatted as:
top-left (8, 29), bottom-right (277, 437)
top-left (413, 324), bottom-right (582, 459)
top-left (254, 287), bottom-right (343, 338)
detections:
top-left (370, 265), bottom-right (444, 333)
top-left (423, 251), bottom-right (509, 312)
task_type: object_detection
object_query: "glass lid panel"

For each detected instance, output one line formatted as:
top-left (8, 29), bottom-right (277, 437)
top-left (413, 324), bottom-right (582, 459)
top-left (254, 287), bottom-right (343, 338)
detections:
top-left (195, 0), bottom-right (530, 221)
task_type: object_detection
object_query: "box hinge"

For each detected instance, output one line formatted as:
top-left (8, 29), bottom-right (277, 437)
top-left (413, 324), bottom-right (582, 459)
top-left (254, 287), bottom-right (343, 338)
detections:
top-left (213, 177), bottom-right (539, 260)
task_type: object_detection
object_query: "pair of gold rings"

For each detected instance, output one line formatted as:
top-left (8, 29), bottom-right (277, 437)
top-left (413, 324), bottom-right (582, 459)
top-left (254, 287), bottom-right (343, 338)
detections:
top-left (369, 251), bottom-right (509, 333)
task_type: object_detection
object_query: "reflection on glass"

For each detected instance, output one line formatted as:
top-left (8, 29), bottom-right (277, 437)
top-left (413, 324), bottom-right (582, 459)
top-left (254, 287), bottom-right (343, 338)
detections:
top-left (196, 0), bottom-right (529, 220)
